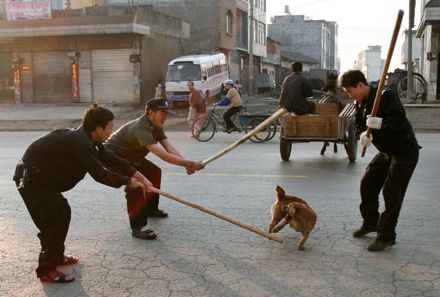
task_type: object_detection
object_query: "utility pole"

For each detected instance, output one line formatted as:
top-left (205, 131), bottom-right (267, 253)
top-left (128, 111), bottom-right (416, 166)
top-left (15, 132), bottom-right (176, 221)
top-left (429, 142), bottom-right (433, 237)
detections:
top-left (248, 0), bottom-right (254, 96)
top-left (407, 0), bottom-right (415, 102)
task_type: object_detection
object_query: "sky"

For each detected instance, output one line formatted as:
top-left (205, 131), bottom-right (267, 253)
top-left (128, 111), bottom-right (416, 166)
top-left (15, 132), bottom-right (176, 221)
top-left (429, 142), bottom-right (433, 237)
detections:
top-left (266, 0), bottom-right (420, 73)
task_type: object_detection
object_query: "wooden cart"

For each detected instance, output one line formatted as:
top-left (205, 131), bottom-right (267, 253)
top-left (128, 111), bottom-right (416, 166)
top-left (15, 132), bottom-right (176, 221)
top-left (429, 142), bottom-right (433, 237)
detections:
top-left (279, 102), bottom-right (358, 163)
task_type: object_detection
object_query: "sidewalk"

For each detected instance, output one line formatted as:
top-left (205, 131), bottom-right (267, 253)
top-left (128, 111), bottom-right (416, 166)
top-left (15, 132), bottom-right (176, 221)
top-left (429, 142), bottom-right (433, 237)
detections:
top-left (1, 95), bottom-right (438, 132)
top-left (0, 95), bottom-right (277, 132)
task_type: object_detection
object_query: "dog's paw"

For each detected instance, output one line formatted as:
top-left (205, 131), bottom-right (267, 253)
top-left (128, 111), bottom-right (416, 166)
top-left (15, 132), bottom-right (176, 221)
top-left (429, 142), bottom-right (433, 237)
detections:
top-left (297, 245), bottom-right (305, 251)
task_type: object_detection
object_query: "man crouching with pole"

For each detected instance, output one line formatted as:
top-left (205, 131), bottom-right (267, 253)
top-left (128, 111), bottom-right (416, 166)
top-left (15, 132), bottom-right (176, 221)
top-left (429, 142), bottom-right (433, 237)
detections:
top-left (340, 70), bottom-right (421, 252)
top-left (13, 103), bottom-right (152, 283)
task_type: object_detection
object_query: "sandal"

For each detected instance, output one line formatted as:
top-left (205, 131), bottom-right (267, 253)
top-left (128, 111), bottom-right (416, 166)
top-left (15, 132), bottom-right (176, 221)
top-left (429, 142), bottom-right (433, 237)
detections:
top-left (39, 270), bottom-right (75, 283)
top-left (59, 255), bottom-right (79, 265)
top-left (132, 228), bottom-right (157, 240)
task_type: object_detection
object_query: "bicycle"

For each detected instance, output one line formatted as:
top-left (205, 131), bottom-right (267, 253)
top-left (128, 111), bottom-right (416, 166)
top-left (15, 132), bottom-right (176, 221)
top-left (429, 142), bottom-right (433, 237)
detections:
top-left (388, 69), bottom-right (427, 103)
top-left (191, 103), bottom-right (276, 143)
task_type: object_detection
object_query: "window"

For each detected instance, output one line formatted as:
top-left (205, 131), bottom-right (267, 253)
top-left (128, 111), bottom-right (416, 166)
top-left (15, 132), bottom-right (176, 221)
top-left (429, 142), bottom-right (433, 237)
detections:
top-left (226, 10), bottom-right (233, 35)
top-left (166, 63), bottom-right (201, 82)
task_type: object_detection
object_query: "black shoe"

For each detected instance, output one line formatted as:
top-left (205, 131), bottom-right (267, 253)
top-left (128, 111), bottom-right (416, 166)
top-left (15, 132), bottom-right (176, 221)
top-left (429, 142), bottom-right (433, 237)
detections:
top-left (132, 228), bottom-right (157, 240)
top-left (223, 128), bottom-right (230, 133)
top-left (227, 127), bottom-right (240, 133)
top-left (148, 209), bottom-right (168, 218)
top-left (367, 238), bottom-right (396, 252)
top-left (353, 225), bottom-right (377, 238)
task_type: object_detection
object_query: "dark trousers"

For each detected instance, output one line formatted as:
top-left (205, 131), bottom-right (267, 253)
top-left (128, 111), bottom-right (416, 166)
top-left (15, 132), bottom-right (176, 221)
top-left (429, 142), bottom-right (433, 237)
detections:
top-left (360, 146), bottom-right (419, 240)
top-left (125, 159), bottom-right (162, 230)
top-left (17, 177), bottom-right (71, 277)
top-left (223, 106), bottom-right (242, 130)
top-left (285, 101), bottom-right (316, 115)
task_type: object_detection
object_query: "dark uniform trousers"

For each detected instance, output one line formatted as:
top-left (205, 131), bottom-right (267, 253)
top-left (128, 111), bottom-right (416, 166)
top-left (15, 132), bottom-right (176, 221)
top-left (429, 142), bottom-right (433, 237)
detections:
top-left (16, 168), bottom-right (71, 277)
top-left (125, 159), bottom-right (161, 230)
top-left (223, 106), bottom-right (242, 130)
top-left (360, 145), bottom-right (419, 241)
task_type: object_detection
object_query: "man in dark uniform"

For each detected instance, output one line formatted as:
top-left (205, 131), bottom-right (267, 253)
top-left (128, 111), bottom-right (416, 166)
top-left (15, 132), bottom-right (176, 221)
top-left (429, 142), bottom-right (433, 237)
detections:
top-left (105, 98), bottom-right (205, 240)
top-left (13, 103), bottom-right (152, 283)
top-left (340, 70), bottom-right (420, 252)
top-left (278, 61), bottom-right (315, 115)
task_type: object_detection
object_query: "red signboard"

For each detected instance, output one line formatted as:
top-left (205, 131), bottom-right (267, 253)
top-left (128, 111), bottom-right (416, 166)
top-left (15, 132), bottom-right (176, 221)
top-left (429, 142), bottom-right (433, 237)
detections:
top-left (6, 0), bottom-right (51, 21)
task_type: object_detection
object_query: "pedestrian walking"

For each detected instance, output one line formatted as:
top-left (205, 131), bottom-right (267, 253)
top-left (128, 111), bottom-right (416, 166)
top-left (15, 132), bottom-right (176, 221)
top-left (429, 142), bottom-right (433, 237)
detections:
top-left (187, 81), bottom-right (202, 136)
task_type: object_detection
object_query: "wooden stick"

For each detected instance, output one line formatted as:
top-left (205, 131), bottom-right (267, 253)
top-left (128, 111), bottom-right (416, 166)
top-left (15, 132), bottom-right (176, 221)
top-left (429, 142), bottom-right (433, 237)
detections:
top-left (361, 10), bottom-right (404, 157)
top-left (202, 107), bottom-right (287, 165)
top-left (152, 187), bottom-right (284, 243)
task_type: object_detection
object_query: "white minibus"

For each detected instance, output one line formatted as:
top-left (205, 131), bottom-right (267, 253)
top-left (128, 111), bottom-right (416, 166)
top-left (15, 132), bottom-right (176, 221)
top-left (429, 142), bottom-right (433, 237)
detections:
top-left (165, 53), bottom-right (229, 104)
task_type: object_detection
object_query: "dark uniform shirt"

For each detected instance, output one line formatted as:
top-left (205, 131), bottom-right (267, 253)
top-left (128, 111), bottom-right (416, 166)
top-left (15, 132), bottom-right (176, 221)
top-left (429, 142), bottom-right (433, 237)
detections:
top-left (278, 72), bottom-right (314, 111)
top-left (105, 115), bottom-right (167, 164)
top-left (22, 126), bottom-right (135, 192)
top-left (355, 86), bottom-right (419, 154)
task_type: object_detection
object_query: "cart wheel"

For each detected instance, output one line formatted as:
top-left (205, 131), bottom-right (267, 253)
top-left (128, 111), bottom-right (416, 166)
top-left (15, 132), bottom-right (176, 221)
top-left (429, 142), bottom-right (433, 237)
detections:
top-left (192, 117), bottom-right (216, 142)
top-left (248, 117), bottom-right (273, 143)
top-left (344, 121), bottom-right (357, 163)
top-left (280, 137), bottom-right (292, 161)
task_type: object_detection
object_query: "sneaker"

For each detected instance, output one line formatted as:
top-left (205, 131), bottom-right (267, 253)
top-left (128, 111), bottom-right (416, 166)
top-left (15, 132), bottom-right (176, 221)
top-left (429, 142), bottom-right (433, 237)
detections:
top-left (148, 209), bottom-right (168, 218)
top-left (367, 238), bottom-right (396, 252)
top-left (352, 225), bottom-right (377, 238)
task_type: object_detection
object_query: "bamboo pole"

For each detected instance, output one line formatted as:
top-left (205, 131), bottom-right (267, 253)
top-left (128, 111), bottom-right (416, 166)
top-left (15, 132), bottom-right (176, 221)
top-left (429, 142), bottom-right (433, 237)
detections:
top-left (202, 107), bottom-right (287, 166)
top-left (152, 187), bottom-right (283, 244)
top-left (361, 10), bottom-right (404, 157)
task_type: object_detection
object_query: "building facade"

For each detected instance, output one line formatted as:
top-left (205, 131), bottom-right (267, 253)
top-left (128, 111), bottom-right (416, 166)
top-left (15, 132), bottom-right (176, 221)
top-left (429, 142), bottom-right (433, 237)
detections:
top-left (268, 14), bottom-right (338, 71)
top-left (0, 5), bottom-right (187, 104)
top-left (356, 45), bottom-right (384, 82)
top-left (105, 0), bottom-right (267, 94)
top-left (417, 0), bottom-right (440, 100)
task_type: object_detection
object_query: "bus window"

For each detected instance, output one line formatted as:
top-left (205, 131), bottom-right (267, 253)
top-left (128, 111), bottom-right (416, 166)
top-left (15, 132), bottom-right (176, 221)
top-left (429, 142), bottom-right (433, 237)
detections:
top-left (166, 62), bottom-right (201, 82)
top-left (214, 61), bottom-right (221, 74)
top-left (207, 66), bottom-right (215, 77)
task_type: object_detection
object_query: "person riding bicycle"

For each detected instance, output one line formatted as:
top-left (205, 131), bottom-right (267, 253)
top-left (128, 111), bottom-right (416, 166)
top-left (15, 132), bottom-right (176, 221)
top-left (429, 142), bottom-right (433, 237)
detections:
top-left (221, 79), bottom-right (243, 133)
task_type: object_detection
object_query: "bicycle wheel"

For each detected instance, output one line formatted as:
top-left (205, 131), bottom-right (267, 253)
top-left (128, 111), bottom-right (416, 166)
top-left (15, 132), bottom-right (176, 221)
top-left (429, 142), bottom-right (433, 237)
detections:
top-left (266, 122), bottom-right (277, 141)
top-left (397, 73), bottom-right (427, 102)
top-left (248, 117), bottom-right (273, 143)
top-left (192, 117), bottom-right (216, 142)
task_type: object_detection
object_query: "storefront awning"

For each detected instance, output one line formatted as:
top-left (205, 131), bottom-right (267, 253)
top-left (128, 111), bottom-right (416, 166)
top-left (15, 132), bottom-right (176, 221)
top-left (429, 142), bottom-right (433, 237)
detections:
top-left (0, 15), bottom-right (150, 38)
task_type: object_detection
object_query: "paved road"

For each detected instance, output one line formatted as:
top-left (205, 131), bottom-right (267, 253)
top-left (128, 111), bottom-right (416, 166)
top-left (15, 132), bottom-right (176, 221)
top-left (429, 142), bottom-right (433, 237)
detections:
top-left (0, 132), bottom-right (439, 297)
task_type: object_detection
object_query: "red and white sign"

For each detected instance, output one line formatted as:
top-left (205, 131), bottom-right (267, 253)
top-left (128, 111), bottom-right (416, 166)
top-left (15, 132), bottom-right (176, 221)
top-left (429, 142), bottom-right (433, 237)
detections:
top-left (6, 0), bottom-right (51, 21)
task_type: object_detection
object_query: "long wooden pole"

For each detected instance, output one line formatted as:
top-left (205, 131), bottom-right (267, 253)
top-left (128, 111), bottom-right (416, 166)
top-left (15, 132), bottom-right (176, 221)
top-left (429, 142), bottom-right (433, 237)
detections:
top-left (202, 107), bottom-right (287, 165)
top-left (152, 187), bottom-right (284, 243)
top-left (361, 10), bottom-right (404, 157)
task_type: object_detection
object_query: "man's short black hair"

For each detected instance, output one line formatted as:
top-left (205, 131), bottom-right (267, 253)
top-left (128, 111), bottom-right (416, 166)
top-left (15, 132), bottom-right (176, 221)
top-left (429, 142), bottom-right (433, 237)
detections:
top-left (82, 102), bottom-right (114, 132)
top-left (340, 70), bottom-right (368, 88)
top-left (292, 62), bottom-right (303, 73)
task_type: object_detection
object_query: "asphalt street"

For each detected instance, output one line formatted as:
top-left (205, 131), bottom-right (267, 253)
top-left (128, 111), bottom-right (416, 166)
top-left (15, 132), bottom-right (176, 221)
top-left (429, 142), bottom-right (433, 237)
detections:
top-left (0, 131), bottom-right (439, 297)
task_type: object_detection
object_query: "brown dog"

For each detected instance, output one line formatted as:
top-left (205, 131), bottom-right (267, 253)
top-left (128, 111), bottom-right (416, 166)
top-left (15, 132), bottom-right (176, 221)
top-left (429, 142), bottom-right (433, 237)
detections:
top-left (268, 185), bottom-right (317, 250)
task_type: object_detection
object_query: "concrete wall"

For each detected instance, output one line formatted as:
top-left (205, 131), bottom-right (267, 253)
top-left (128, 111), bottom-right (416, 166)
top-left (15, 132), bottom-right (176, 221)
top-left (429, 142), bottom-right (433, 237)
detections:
top-left (406, 104), bottom-right (440, 131)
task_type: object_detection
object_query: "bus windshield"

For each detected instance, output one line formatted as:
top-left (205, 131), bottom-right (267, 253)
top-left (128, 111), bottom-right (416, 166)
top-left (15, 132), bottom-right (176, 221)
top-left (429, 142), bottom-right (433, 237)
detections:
top-left (166, 62), bottom-right (201, 82)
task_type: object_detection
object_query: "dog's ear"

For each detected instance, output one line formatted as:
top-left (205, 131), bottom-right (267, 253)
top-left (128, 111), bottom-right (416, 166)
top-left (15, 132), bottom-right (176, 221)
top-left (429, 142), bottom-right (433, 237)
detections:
top-left (275, 185), bottom-right (285, 196)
